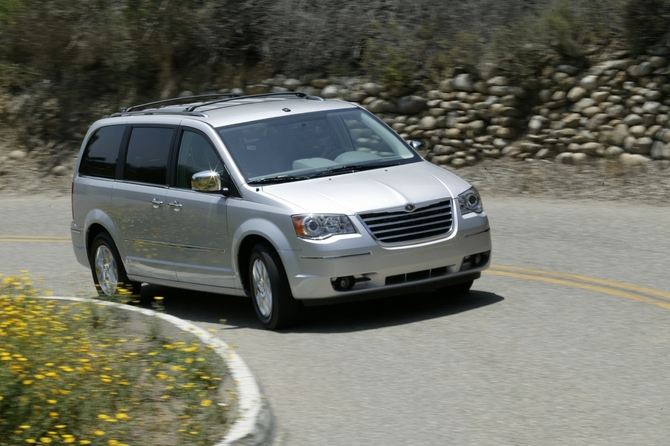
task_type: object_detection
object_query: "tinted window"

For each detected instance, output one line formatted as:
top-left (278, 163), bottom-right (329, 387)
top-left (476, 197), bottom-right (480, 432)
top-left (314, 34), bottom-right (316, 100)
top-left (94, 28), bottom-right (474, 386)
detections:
top-left (124, 127), bottom-right (174, 185)
top-left (217, 109), bottom-right (420, 181)
top-left (176, 131), bottom-right (224, 189)
top-left (78, 125), bottom-right (125, 179)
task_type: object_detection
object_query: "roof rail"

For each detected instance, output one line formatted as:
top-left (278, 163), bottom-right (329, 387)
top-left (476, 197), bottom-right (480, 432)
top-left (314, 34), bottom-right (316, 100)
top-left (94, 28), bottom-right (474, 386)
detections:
top-left (121, 94), bottom-right (239, 113)
top-left (185, 92), bottom-right (324, 112)
top-left (112, 91), bottom-right (325, 117)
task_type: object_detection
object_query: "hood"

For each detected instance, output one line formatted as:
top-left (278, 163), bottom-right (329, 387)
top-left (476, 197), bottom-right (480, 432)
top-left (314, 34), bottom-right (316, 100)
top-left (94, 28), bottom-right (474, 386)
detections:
top-left (261, 161), bottom-right (471, 215)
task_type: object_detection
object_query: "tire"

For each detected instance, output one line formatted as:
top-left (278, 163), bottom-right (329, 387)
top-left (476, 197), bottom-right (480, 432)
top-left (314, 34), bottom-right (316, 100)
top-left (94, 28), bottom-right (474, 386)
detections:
top-left (436, 279), bottom-right (473, 297)
top-left (89, 232), bottom-right (140, 297)
top-left (249, 243), bottom-right (299, 330)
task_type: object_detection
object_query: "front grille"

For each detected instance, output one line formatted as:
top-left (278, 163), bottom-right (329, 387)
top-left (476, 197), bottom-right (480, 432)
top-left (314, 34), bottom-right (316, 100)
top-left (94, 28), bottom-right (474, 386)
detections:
top-left (359, 199), bottom-right (453, 244)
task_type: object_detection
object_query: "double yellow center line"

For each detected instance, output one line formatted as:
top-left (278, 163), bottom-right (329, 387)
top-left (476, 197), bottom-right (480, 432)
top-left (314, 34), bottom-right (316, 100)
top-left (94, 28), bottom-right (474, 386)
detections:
top-left (488, 264), bottom-right (670, 310)
top-left (0, 235), bottom-right (71, 243)
top-left (2, 235), bottom-right (668, 311)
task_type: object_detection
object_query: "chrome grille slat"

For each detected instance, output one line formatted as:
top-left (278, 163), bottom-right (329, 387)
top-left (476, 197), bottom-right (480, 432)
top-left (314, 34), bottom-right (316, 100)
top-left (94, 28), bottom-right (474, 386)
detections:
top-left (371, 219), bottom-right (453, 236)
top-left (365, 213), bottom-right (451, 228)
top-left (362, 204), bottom-right (452, 223)
top-left (359, 199), bottom-right (454, 244)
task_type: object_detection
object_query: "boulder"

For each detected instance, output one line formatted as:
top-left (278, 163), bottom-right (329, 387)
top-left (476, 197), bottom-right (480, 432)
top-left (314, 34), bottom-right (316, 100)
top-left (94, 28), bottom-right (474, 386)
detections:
top-left (418, 116), bottom-right (438, 131)
top-left (606, 105), bottom-right (625, 118)
top-left (623, 114), bottom-right (643, 126)
top-left (579, 75), bottom-right (600, 90)
top-left (438, 79), bottom-right (453, 93)
top-left (397, 95), bottom-right (427, 114)
top-left (453, 74), bottom-right (475, 92)
top-left (649, 56), bottom-right (668, 68)
top-left (631, 137), bottom-right (654, 154)
top-left (9, 150), bottom-right (27, 160)
top-left (573, 98), bottom-right (596, 113)
top-left (284, 78), bottom-right (302, 91)
top-left (51, 165), bottom-right (68, 176)
top-left (629, 125), bottom-right (646, 138)
top-left (495, 127), bottom-right (517, 139)
top-left (562, 113), bottom-right (582, 128)
top-left (627, 62), bottom-right (654, 77)
top-left (320, 85), bottom-right (340, 98)
top-left (366, 99), bottom-right (392, 114)
top-left (585, 113), bottom-right (608, 131)
top-left (572, 152), bottom-right (589, 165)
top-left (468, 120), bottom-right (486, 134)
top-left (606, 146), bottom-right (625, 158)
top-left (362, 82), bottom-right (384, 96)
top-left (591, 91), bottom-right (610, 103)
top-left (581, 106), bottom-right (603, 118)
top-left (244, 84), bottom-right (271, 94)
top-left (642, 101), bottom-right (662, 114)
top-left (580, 142), bottom-right (601, 156)
top-left (619, 153), bottom-right (651, 165)
top-left (567, 87), bottom-right (588, 102)
top-left (651, 141), bottom-right (670, 160)
top-left (556, 152), bottom-right (574, 164)
top-left (310, 78), bottom-right (330, 89)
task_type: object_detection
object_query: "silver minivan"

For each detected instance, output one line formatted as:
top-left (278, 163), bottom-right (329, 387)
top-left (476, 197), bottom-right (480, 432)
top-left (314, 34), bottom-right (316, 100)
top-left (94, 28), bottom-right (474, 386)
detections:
top-left (71, 93), bottom-right (492, 329)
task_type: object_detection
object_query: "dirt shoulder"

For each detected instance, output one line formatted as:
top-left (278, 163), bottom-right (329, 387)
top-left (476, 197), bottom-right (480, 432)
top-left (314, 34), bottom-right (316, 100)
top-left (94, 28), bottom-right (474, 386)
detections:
top-left (453, 158), bottom-right (670, 204)
top-left (1, 150), bottom-right (669, 204)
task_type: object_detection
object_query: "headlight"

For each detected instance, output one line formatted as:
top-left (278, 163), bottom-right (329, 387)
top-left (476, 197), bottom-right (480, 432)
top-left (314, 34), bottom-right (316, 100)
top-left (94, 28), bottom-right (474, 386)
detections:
top-left (292, 214), bottom-right (356, 239)
top-left (458, 187), bottom-right (483, 215)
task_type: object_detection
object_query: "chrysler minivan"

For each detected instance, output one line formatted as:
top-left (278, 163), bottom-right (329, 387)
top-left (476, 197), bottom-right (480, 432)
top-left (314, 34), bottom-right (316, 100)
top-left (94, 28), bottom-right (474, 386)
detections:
top-left (71, 93), bottom-right (492, 329)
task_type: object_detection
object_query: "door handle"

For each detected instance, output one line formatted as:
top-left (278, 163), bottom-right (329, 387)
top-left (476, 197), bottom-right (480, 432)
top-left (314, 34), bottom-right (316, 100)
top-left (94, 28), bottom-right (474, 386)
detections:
top-left (168, 201), bottom-right (183, 211)
top-left (150, 198), bottom-right (163, 208)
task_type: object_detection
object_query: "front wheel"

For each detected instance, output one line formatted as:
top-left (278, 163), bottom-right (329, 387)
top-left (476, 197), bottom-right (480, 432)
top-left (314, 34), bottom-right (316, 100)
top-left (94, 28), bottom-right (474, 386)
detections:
top-left (89, 232), bottom-right (140, 297)
top-left (249, 243), bottom-right (299, 330)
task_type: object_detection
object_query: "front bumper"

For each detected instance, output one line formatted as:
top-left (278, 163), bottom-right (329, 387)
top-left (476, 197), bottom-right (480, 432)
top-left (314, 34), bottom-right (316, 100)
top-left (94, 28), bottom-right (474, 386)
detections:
top-left (280, 213), bottom-right (492, 300)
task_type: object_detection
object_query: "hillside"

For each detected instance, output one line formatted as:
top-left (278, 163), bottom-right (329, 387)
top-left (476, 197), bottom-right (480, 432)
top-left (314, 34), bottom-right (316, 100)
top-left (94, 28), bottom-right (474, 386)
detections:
top-left (1, 0), bottom-right (669, 199)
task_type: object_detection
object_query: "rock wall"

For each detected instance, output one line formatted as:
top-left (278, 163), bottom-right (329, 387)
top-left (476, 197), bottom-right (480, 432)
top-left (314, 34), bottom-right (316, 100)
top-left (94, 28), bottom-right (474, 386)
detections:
top-left (234, 51), bottom-right (670, 168)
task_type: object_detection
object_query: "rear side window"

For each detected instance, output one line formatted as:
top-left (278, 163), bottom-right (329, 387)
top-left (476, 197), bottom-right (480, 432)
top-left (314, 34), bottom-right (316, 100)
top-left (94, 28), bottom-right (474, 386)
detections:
top-left (78, 125), bottom-right (125, 179)
top-left (124, 127), bottom-right (175, 185)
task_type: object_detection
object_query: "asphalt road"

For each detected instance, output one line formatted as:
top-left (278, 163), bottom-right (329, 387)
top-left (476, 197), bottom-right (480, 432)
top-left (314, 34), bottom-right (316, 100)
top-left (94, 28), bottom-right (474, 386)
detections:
top-left (1, 192), bottom-right (669, 445)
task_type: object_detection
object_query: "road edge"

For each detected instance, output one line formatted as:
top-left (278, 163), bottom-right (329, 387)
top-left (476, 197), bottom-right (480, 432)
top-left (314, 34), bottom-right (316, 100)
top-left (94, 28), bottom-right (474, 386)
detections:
top-left (45, 296), bottom-right (276, 446)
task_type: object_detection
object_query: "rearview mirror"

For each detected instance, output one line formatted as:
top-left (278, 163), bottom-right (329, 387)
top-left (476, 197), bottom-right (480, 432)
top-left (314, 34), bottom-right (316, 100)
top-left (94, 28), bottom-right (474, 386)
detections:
top-left (409, 140), bottom-right (426, 151)
top-left (191, 171), bottom-right (228, 195)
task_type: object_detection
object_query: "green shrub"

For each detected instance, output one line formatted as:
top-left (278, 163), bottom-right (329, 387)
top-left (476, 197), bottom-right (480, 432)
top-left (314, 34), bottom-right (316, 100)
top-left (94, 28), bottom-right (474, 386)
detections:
top-left (361, 21), bottom-right (423, 92)
top-left (623, 0), bottom-right (670, 53)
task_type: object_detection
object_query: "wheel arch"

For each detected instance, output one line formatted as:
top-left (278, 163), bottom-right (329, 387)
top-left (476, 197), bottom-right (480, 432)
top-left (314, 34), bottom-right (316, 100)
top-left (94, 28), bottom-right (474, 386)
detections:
top-left (86, 223), bottom-right (112, 258)
top-left (237, 234), bottom-right (277, 296)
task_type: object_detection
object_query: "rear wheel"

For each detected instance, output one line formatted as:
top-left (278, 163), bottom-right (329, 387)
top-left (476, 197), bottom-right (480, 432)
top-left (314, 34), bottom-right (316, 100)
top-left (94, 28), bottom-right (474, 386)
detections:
top-left (89, 232), bottom-right (140, 297)
top-left (249, 243), bottom-right (299, 330)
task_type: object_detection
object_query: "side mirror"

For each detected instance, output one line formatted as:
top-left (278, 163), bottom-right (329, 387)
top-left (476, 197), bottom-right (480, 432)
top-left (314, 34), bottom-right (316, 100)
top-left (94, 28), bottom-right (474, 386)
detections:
top-left (409, 140), bottom-right (426, 151)
top-left (191, 171), bottom-right (229, 196)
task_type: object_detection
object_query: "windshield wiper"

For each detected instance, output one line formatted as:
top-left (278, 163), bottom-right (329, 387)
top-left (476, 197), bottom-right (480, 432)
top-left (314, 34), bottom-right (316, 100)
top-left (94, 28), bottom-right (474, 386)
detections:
top-left (309, 163), bottom-right (399, 178)
top-left (247, 175), bottom-right (310, 185)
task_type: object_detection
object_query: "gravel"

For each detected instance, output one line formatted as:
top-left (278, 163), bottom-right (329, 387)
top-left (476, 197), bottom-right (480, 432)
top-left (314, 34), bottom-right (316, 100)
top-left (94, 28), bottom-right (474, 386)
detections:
top-left (1, 151), bottom-right (669, 204)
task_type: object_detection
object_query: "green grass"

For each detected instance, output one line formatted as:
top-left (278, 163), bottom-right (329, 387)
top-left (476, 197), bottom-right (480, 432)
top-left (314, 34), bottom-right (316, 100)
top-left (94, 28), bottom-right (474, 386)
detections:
top-left (0, 272), bottom-right (231, 446)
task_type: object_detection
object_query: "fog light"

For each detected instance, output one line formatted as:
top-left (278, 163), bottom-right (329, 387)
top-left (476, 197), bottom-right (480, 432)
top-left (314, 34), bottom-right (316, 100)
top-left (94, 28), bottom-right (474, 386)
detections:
top-left (474, 254), bottom-right (482, 265)
top-left (333, 276), bottom-right (355, 291)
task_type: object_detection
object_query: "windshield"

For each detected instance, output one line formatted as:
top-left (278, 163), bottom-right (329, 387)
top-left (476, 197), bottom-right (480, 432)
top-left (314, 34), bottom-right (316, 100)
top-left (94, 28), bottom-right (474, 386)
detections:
top-left (216, 108), bottom-right (421, 184)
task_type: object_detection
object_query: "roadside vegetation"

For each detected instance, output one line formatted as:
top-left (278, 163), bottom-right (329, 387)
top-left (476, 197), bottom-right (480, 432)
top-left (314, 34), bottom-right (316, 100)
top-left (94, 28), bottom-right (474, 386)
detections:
top-left (1, 0), bottom-right (670, 156)
top-left (0, 272), bottom-right (230, 446)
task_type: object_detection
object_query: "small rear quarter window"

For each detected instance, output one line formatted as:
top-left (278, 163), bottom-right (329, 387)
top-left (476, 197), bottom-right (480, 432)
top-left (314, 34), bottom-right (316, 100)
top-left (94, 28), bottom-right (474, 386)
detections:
top-left (79, 125), bottom-right (125, 179)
